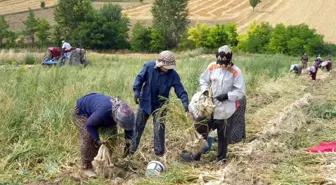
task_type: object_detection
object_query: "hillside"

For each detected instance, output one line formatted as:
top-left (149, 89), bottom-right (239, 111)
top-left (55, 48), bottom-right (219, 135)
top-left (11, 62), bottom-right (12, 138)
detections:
top-left (2, 0), bottom-right (336, 43)
top-left (0, 0), bottom-right (147, 31)
top-left (123, 0), bottom-right (336, 43)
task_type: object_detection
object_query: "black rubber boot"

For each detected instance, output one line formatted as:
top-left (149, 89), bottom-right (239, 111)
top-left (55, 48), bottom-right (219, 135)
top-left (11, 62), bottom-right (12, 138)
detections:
top-left (180, 153), bottom-right (201, 162)
top-left (212, 156), bottom-right (227, 164)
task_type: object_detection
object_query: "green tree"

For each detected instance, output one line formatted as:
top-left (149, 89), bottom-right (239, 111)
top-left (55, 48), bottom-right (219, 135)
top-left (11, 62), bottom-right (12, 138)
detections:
top-left (187, 23), bottom-right (210, 48)
top-left (224, 22), bottom-right (238, 46)
top-left (150, 28), bottom-right (166, 52)
top-left (131, 22), bottom-right (152, 52)
top-left (98, 4), bottom-right (130, 49)
top-left (40, 1), bottom-right (46, 9)
top-left (36, 19), bottom-right (51, 47)
top-left (54, 0), bottom-right (94, 40)
top-left (268, 23), bottom-right (288, 53)
top-left (151, 0), bottom-right (189, 49)
top-left (304, 34), bottom-right (324, 56)
top-left (73, 4), bottom-right (130, 50)
top-left (205, 24), bottom-right (229, 49)
top-left (246, 22), bottom-right (273, 53)
top-left (250, 0), bottom-right (260, 11)
top-left (23, 8), bottom-right (39, 47)
top-left (0, 15), bottom-right (10, 47)
top-left (100, 3), bottom-right (122, 22)
top-left (237, 34), bottom-right (248, 52)
top-left (51, 25), bottom-right (63, 47)
top-left (287, 37), bottom-right (305, 56)
top-left (286, 24), bottom-right (322, 56)
top-left (5, 31), bottom-right (18, 48)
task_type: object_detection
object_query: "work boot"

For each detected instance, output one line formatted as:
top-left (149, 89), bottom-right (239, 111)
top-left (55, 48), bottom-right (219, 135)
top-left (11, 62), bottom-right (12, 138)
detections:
top-left (180, 153), bottom-right (201, 162)
top-left (83, 169), bottom-right (97, 178)
top-left (212, 156), bottom-right (227, 164)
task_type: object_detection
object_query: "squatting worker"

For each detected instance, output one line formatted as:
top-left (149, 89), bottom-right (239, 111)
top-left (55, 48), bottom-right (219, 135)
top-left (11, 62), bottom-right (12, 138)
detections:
top-left (131, 50), bottom-right (189, 161)
top-left (181, 45), bottom-right (246, 163)
top-left (72, 93), bottom-right (135, 178)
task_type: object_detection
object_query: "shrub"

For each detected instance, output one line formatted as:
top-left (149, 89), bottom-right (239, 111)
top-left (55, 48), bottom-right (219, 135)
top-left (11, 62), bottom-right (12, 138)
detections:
top-left (187, 23), bottom-right (237, 49)
top-left (40, 1), bottom-right (46, 8)
top-left (224, 22), bottom-right (238, 46)
top-left (205, 24), bottom-right (229, 49)
top-left (187, 23), bottom-right (210, 48)
top-left (24, 54), bottom-right (37, 64)
top-left (130, 22), bottom-right (152, 52)
top-left (150, 28), bottom-right (166, 52)
top-left (245, 22), bottom-right (273, 53)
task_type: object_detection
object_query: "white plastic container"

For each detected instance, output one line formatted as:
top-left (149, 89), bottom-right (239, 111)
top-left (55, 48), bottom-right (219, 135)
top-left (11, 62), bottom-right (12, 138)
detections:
top-left (146, 161), bottom-right (165, 177)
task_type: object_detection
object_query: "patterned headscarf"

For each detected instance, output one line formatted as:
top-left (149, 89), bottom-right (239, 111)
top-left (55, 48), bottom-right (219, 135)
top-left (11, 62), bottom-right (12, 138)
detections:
top-left (111, 98), bottom-right (135, 131)
top-left (155, 50), bottom-right (176, 70)
top-left (216, 45), bottom-right (233, 67)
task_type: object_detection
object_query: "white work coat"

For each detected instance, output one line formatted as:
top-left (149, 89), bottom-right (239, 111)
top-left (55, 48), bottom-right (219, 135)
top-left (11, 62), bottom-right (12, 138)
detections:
top-left (200, 62), bottom-right (246, 119)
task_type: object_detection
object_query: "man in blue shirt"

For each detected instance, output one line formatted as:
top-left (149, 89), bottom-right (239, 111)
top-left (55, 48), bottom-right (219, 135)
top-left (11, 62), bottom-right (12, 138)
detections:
top-left (131, 50), bottom-right (189, 158)
top-left (72, 93), bottom-right (135, 178)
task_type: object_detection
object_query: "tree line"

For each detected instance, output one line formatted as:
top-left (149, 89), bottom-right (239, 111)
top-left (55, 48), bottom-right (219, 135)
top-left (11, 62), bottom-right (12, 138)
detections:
top-left (0, 0), bottom-right (335, 56)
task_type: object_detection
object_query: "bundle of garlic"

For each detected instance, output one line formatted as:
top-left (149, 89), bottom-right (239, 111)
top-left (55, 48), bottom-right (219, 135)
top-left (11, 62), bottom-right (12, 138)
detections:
top-left (92, 144), bottom-right (115, 178)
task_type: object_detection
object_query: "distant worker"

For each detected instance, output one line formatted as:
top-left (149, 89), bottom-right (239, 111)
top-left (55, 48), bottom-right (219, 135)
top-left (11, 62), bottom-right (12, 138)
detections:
top-left (321, 58), bottom-right (333, 72)
top-left (290, 64), bottom-right (303, 76)
top-left (301, 52), bottom-right (308, 69)
top-left (62, 40), bottom-right (72, 50)
top-left (307, 57), bottom-right (322, 80)
top-left (62, 40), bottom-right (72, 59)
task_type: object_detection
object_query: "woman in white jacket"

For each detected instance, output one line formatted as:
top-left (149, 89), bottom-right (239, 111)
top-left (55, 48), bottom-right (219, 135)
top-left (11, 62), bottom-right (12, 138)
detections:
top-left (182, 45), bottom-right (246, 163)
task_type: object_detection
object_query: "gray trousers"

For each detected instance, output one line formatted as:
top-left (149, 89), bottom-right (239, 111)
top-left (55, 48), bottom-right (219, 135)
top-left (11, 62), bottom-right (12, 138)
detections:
top-left (131, 108), bottom-right (166, 156)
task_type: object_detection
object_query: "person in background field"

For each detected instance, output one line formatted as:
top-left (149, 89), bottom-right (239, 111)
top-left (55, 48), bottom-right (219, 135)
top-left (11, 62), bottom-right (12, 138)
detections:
top-left (131, 50), bottom-right (189, 162)
top-left (181, 45), bottom-right (246, 163)
top-left (62, 40), bottom-right (72, 59)
top-left (321, 58), bottom-right (333, 72)
top-left (301, 52), bottom-right (309, 69)
top-left (290, 64), bottom-right (303, 76)
top-left (62, 40), bottom-right (72, 50)
top-left (72, 93), bottom-right (135, 178)
top-left (307, 57), bottom-right (322, 80)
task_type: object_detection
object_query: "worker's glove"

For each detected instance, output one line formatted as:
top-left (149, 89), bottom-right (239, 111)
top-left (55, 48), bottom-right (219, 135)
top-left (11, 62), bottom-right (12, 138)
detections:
top-left (215, 93), bottom-right (228, 102)
top-left (94, 139), bottom-right (104, 147)
top-left (122, 143), bottom-right (131, 158)
top-left (184, 105), bottom-right (189, 113)
top-left (134, 95), bottom-right (139, 104)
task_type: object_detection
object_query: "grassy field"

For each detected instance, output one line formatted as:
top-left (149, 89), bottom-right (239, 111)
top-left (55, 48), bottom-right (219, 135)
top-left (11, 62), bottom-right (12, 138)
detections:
top-left (0, 50), bottom-right (335, 185)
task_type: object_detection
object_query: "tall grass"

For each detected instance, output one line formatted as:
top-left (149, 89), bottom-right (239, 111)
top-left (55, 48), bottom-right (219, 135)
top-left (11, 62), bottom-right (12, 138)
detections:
top-left (0, 49), bottom-right (43, 65)
top-left (0, 52), bottom-right (298, 184)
